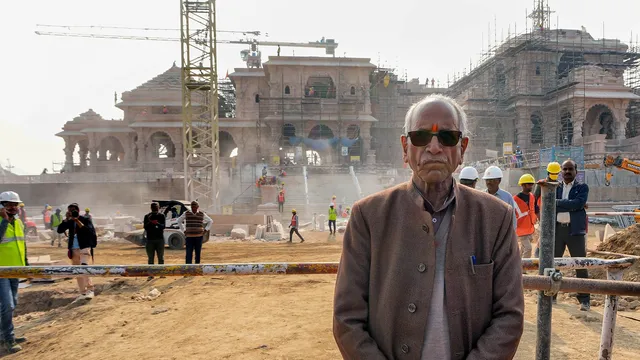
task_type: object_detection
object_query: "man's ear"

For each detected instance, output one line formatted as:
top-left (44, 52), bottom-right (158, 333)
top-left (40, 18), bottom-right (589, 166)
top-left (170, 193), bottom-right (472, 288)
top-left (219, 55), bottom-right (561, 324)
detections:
top-left (459, 137), bottom-right (469, 164)
top-left (401, 135), bottom-right (409, 163)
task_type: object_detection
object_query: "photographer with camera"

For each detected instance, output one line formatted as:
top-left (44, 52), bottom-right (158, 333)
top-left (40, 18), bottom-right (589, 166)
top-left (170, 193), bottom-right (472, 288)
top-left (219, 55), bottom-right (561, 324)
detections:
top-left (57, 203), bottom-right (97, 300)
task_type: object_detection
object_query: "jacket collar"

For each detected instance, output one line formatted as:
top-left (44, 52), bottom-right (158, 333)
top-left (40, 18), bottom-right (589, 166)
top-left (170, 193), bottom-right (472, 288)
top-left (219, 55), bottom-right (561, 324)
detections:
top-left (406, 177), bottom-right (458, 212)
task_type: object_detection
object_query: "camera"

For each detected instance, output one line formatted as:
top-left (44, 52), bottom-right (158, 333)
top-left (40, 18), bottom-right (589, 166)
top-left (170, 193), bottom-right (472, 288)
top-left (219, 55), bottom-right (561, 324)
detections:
top-left (71, 210), bottom-right (80, 218)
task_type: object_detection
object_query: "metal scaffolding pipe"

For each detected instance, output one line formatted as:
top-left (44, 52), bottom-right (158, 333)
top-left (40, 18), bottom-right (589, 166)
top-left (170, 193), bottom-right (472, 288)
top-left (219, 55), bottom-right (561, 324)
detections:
top-left (522, 275), bottom-right (640, 297)
top-left (0, 263), bottom-right (339, 278)
top-left (521, 257), bottom-right (635, 271)
top-left (599, 268), bottom-right (623, 360)
top-left (536, 180), bottom-right (559, 360)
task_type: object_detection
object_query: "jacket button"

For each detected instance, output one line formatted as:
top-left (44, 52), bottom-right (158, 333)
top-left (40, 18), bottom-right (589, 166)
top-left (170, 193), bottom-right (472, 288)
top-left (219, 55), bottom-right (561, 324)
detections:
top-left (422, 224), bottom-right (429, 233)
top-left (417, 263), bottom-right (426, 272)
top-left (408, 303), bottom-right (416, 313)
top-left (401, 344), bottom-right (409, 353)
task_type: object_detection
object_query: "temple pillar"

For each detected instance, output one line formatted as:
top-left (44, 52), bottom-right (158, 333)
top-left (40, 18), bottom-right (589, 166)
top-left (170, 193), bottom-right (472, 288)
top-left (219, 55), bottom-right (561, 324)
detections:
top-left (63, 139), bottom-right (74, 172)
top-left (89, 149), bottom-right (98, 172)
top-left (573, 120), bottom-right (584, 144)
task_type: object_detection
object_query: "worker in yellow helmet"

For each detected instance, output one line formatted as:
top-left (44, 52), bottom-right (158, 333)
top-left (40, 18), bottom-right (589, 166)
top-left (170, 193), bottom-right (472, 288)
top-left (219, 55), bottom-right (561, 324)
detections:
top-left (0, 191), bottom-right (28, 353)
top-left (513, 174), bottom-right (538, 260)
top-left (84, 208), bottom-right (92, 220)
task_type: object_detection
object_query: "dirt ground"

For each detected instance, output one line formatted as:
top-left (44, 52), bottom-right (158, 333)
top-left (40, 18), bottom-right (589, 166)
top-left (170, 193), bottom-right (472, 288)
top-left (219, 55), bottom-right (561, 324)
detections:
top-left (7, 225), bottom-right (640, 360)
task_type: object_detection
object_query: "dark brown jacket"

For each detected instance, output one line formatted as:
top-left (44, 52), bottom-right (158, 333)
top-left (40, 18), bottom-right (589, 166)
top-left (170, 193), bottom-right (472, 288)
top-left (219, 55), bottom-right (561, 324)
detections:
top-left (333, 180), bottom-right (524, 360)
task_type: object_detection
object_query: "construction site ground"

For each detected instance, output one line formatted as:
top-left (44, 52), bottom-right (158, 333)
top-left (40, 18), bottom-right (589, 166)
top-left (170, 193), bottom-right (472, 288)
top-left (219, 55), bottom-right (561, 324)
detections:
top-left (8, 224), bottom-right (640, 359)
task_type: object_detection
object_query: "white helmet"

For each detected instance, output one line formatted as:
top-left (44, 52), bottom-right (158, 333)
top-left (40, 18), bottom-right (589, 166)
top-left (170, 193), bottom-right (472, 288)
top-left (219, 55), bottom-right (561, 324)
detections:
top-left (459, 166), bottom-right (479, 180)
top-left (0, 191), bottom-right (21, 203)
top-left (483, 166), bottom-right (504, 180)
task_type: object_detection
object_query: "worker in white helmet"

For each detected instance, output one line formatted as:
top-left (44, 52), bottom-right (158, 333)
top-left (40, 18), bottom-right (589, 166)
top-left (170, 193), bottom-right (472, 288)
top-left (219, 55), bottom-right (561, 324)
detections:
top-left (458, 166), bottom-right (479, 188)
top-left (0, 191), bottom-right (28, 353)
top-left (483, 165), bottom-right (517, 228)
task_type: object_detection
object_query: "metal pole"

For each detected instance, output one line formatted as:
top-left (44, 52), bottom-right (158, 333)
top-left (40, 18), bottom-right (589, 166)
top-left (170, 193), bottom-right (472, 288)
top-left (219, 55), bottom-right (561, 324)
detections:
top-left (599, 267), bottom-right (623, 360)
top-left (536, 180), bottom-right (559, 360)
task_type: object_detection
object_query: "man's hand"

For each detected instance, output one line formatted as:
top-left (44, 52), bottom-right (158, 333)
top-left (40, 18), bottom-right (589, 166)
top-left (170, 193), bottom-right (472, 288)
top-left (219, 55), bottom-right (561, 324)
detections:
top-left (66, 211), bottom-right (72, 220)
top-left (0, 208), bottom-right (8, 221)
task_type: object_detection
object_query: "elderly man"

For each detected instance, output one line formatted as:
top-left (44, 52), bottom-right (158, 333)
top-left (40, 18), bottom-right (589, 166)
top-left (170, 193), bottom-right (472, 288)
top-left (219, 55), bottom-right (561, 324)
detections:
top-left (333, 94), bottom-right (524, 360)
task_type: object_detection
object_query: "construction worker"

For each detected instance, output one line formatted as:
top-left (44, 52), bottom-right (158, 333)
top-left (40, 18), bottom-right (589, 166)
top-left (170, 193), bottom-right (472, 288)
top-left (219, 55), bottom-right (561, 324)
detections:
top-left (514, 174), bottom-right (538, 259)
top-left (331, 195), bottom-right (337, 208)
top-left (17, 203), bottom-right (26, 224)
top-left (328, 204), bottom-right (338, 235)
top-left (288, 209), bottom-right (304, 243)
top-left (277, 190), bottom-right (285, 213)
top-left (533, 161), bottom-right (562, 258)
top-left (483, 165), bottom-right (517, 228)
top-left (84, 208), bottom-right (92, 220)
top-left (176, 201), bottom-right (213, 264)
top-left (143, 202), bottom-right (165, 279)
top-left (458, 166), bottom-right (479, 188)
top-left (0, 191), bottom-right (29, 353)
top-left (57, 203), bottom-right (97, 300)
top-left (43, 205), bottom-right (52, 230)
top-left (50, 208), bottom-right (64, 247)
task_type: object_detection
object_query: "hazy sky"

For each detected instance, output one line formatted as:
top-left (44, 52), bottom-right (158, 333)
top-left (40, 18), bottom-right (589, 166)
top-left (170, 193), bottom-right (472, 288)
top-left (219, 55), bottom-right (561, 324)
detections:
top-left (1, 0), bottom-right (638, 174)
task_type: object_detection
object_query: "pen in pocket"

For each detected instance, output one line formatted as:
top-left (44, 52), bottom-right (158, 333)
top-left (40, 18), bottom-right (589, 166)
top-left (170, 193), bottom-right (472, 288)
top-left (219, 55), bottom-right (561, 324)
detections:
top-left (470, 255), bottom-right (477, 274)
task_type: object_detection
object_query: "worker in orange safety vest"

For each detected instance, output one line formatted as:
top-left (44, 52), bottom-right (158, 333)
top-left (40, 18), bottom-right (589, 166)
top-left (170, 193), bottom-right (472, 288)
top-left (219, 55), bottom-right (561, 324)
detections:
top-left (513, 174), bottom-right (538, 259)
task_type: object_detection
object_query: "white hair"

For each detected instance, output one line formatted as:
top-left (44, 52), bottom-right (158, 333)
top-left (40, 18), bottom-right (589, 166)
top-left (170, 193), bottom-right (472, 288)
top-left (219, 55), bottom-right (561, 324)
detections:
top-left (403, 94), bottom-right (468, 136)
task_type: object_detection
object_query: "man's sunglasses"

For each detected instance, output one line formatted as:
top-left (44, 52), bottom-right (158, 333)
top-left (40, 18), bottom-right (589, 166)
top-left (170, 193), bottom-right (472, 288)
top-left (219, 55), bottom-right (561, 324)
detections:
top-left (407, 130), bottom-right (463, 147)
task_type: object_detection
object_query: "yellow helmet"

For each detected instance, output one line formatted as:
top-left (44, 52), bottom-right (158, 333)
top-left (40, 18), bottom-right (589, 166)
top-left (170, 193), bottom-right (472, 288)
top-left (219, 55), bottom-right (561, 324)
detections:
top-left (19, 203), bottom-right (24, 207)
top-left (518, 174), bottom-right (536, 185)
top-left (546, 162), bottom-right (561, 180)
top-left (47, 206), bottom-right (52, 210)
top-left (291, 209), bottom-right (296, 213)
top-left (85, 208), bottom-right (90, 212)
top-left (332, 195), bottom-right (336, 199)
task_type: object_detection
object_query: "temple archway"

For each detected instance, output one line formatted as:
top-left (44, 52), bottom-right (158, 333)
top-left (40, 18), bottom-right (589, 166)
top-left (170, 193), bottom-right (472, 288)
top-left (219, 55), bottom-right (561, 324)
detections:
top-left (559, 111), bottom-right (574, 146)
top-left (585, 105), bottom-right (615, 139)
top-left (149, 131), bottom-right (176, 159)
top-left (99, 136), bottom-right (124, 162)
top-left (530, 112), bottom-right (543, 145)
top-left (219, 131), bottom-right (238, 158)
top-left (281, 123), bottom-right (296, 147)
top-left (305, 76), bottom-right (336, 99)
top-left (308, 124), bottom-right (334, 139)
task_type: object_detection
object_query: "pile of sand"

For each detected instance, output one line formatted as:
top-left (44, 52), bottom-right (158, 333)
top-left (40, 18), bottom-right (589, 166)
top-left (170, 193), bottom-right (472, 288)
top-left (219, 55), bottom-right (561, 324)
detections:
top-left (595, 224), bottom-right (640, 281)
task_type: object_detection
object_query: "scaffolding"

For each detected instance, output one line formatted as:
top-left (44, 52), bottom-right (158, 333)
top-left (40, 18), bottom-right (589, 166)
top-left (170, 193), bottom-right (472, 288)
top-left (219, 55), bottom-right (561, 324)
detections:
top-left (446, 0), bottom-right (640, 165)
top-left (256, 65), bottom-right (368, 166)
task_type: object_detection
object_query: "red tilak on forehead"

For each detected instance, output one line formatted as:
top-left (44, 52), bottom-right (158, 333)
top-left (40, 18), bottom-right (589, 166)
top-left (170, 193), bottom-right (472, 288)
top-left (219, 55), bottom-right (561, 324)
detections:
top-left (431, 124), bottom-right (438, 132)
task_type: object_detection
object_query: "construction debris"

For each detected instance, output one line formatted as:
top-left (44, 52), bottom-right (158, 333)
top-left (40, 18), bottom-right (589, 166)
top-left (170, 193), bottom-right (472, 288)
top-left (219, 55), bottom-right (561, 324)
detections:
top-left (132, 288), bottom-right (162, 301)
top-left (596, 224), bottom-right (640, 282)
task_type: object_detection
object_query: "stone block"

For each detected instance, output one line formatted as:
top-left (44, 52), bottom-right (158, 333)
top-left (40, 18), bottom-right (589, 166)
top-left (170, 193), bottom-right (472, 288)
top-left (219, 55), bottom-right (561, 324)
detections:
top-left (603, 224), bottom-right (617, 242)
top-left (233, 224), bottom-right (250, 234)
top-left (230, 228), bottom-right (247, 240)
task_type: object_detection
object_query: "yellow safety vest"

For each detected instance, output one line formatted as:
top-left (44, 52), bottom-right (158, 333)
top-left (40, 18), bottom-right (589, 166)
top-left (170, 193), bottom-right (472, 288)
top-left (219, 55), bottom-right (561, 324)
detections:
top-left (0, 219), bottom-right (26, 266)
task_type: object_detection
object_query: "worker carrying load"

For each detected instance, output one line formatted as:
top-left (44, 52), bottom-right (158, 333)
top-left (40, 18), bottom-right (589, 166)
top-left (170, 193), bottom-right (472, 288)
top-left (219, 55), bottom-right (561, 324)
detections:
top-left (513, 174), bottom-right (538, 259)
top-left (458, 166), bottom-right (479, 189)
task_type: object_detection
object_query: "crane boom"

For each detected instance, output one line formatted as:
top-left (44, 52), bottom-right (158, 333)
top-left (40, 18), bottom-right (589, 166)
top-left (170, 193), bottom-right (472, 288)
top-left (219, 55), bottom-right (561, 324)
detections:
top-left (603, 155), bottom-right (640, 186)
top-left (34, 31), bottom-right (338, 51)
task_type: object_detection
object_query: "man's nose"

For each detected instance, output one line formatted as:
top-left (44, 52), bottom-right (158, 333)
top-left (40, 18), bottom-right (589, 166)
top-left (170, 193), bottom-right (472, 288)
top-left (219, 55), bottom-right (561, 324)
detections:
top-left (425, 134), bottom-right (443, 154)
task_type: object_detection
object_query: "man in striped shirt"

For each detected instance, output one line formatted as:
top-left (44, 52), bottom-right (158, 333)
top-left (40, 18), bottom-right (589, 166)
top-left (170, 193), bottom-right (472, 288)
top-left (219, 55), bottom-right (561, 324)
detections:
top-left (177, 201), bottom-right (213, 264)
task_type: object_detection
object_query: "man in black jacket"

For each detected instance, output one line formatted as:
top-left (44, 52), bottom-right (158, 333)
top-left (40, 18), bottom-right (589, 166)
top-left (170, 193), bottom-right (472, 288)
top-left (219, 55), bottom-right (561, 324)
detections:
top-left (57, 203), bottom-right (96, 300)
top-left (143, 203), bottom-right (165, 279)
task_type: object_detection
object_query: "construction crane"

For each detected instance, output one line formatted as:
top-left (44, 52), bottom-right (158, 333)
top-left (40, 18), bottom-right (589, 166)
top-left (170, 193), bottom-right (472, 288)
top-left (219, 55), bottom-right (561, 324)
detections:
top-left (35, 29), bottom-right (338, 68)
top-left (35, 6), bottom-right (338, 212)
top-left (603, 155), bottom-right (640, 186)
top-left (602, 155), bottom-right (640, 223)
